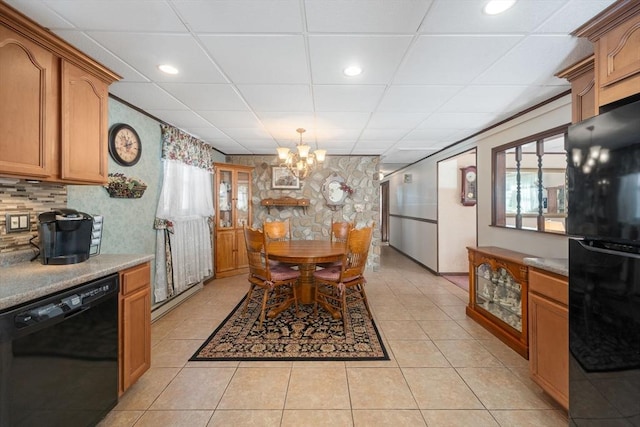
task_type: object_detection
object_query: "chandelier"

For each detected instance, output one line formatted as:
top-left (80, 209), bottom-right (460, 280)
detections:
top-left (276, 128), bottom-right (326, 180)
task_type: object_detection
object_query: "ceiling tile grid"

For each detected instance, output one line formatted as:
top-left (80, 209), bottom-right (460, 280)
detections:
top-left (5, 0), bottom-right (618, 173)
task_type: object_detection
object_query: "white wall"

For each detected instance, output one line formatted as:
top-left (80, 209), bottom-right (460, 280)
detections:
top-left (386, 94), bottom-right (572, 266)
top-left (438, 152), bottom-right (477, 273)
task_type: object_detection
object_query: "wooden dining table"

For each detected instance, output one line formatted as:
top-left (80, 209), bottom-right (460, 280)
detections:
top-left (267, 240), bottom-right (346, 317)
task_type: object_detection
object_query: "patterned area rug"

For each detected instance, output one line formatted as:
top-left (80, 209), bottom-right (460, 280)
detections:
top-left (190, 288), bottom-right (389, 361)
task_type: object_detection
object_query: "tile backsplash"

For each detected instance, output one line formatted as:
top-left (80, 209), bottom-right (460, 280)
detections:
top-left (0, 179), bottom-right (67, 253)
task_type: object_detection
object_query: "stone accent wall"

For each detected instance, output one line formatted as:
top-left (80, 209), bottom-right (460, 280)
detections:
top-left (227, 155), bottom-right (381, 271)
top-left (0, 179), bottom-right (67, 254)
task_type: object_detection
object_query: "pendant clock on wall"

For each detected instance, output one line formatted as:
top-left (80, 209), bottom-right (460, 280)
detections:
top-left (108, 123), bottom-right (142, 166)
top-left (461, 166), bottom-right (477, 206)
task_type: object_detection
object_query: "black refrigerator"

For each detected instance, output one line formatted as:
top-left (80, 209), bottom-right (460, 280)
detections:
top-left (567, 99), bottom-right (640, 426)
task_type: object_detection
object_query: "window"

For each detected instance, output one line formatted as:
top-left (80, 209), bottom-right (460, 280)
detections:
top-left (492, 125), bottom-right (568, 234)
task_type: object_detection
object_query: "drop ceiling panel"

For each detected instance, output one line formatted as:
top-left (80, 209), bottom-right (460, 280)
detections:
top-left (257, 112), bottom-right (316, 134)
top-left (197, 111), bottom-right (263, 129)
top-left (360, 129), bottom-right (411, 141)
top-left (109, 82), bottom-right (188, 111)
top-left (395, 35), bottom-right (524, 85)
top-left (173, 0), bottom-right (302, 33)
top-left (439, 85), bottom-right (529, 113)
top-left (6, 0), bottom-right (74, 29)
top-left (313, 85), bottom-right (386, 112)
top-left (53, 30), bottom-right (146, 82)
top-left (377, 86), bottom-right (462, 112)
top-left (88, 32), bottom-right (227, 83)
top-left (354, 140), bottom-right (402, 150)
top-left (238, 85), bottom-right (313, 112)
top-left (217, 128), bottom-right (275, 141)
top-left (417, 112), bottom-right (499, 129)
top-left (44, 0), bottom-right (186, 32)
top-left (314, 129), bottom-right (362, 142)
top-left (308, 35), bottom-right (413, 84)
top-left (419, 0), bottom-right (565, 34)
top-left (200, 35), bottom-right (309, 84)
top-left (402, 128), bottom-right (460, 142)
top-left (367, 112), bottom-right (430, 129)
top-left (146, 109), bottom-right (212, 129)
top-left (158, 83), bottom-right (249, 111)
top-left (304, 0), bottom-right (433, 33)
top-left (314, 112), bottom-right (370, 129)
top-left (535, 0), bottom-right (618, 33)
top-left (473, 35), bottom-right (580, 85)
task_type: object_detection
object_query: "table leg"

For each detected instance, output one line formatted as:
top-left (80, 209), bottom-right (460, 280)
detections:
top-left (297, 263), bottom-right (315, 304)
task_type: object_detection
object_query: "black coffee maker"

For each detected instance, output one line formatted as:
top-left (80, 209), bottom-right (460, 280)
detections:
top-left (38, 209), bottom-right (93, 265)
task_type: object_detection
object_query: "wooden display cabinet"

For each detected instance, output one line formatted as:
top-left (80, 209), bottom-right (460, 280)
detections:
top-left (214, 163), bottom-right (254, 278)
top-left (528, 267), bottom-right (568, 410)
top-left (466, 246), bottom-right (532, 359)
top-left (119, 262), bottom-right (151, 396)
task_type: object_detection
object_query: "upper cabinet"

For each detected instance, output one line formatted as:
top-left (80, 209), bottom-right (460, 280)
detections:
top-left (556, 56), bottom-right (596, 123)
top-left (0, 3), bottom-right (120, 184)
top-left (573, 1), bottom-right (640, 109)
top-left (61, 60), bottom-right (110, 182)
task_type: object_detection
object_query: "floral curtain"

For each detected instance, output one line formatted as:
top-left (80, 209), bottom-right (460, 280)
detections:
top-left (154, 125), bottom-right (215, 303)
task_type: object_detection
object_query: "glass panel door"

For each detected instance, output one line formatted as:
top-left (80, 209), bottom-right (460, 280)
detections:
top-left (218, 169), bottom-right (233, 229)
top-left (475, 263), bottom-right (522, 332)
top-left (236, 171), bottom-right (250, 228)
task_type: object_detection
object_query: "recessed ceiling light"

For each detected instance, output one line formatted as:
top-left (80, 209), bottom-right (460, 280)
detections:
top-left (158, 64), bottom-right (179, 75)
top-left (483, 0), bottom-right (516, 15)
top-left (343, 65), bottom-right (362, 77)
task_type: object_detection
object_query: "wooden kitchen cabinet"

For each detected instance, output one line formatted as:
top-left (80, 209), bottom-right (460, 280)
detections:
top-left (0, 25), bottom-right (58, 179)
top-left (574, 1), bottom-right (640, 108)
top-left (0, 2), bottom-right (119, 184)
top-left (467, 246), bottom-right (531, 359)
top-left (528, 268), bottom-right (568, 410)
top-left (214, 163), bottom-right (254, 278)
top-left (60, 60), bottom-right (109, 183)
top-left (556, 55), bottom-right (596, 123)
top-left (119, 262), bottom-right (151, 396)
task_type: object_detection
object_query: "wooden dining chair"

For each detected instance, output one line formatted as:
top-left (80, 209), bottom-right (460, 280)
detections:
top-left (263, 219), bottom-right (291, 243)
top-left (330, 220), bottom-right (353, 243)
top-left (313, 224), bottom-right (374, 328)
top-left (243, 225), bottom-right (300, 328)
top-left (317, 220), bottom-right (353, 268)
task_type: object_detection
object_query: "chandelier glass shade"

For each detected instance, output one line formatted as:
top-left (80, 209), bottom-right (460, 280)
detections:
top-left (277, 128), bottom-right (326, 180)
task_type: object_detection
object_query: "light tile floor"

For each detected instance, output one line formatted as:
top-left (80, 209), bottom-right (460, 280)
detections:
top-left (99, 246), bottom-right (568, 427)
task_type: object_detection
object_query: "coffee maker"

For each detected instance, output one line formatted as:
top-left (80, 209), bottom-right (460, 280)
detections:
top-left (38, 209), bottom-right (93, 265)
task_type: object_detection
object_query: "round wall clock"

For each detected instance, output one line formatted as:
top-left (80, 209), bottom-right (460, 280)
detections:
top-left (322, 173), bottom-right (348, 210)
top-left (108, 123), bottom-right (142, 166)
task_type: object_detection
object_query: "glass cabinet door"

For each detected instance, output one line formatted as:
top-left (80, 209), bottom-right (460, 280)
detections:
top-left (475, 263), bottom-right (523, 332)
top-left (218, 169), bottom-right (233, 229)
top-left (236, 171), bottom-right (250, 228)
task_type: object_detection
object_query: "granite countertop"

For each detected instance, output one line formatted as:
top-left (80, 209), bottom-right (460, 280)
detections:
top-left (523, 257), bottom-right (568, 277)
top-left (0, 254), bottom-right (154, 311)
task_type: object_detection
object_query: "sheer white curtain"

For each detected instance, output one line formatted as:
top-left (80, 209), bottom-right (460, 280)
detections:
top-left (154, 160), bottom-right (213, 302)
top-left (154, 124), bottom-right (216, 303)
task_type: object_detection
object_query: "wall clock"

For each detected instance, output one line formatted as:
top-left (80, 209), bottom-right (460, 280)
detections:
top-left (321, 173), bottom-right (348, 210)
top-left (461, 166), bottom-right (477, 206)
top-left (108, 123), bottom-right (142, 166)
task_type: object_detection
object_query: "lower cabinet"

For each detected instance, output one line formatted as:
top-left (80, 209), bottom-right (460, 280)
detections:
top-left (467, 246), bottom-right (530, 359)
top-left (528, 268), bottom-right (568, 410)
top-left (119, 262), bottom-right (151, 395)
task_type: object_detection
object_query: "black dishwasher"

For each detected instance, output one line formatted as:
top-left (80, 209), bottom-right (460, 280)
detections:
top-left (0, 274), bottom-right (119, 427)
